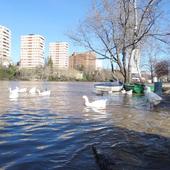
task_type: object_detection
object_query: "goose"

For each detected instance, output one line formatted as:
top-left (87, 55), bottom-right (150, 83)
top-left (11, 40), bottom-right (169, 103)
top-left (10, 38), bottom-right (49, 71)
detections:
top-left (9, 88), bottom-right (19, 99)
top-left (29, 87), bottom-right (37, 95)
top-left (121, 89), bottom-right (126, 94)
top-left (121, 89), bottom-right (133, 95)
top-left (126, 89), bottom-right (133, 95)
top-left (144, 86), bottom-right (162, 108)
top-left (9, 87), bottom-right (18, 93)
top-left (16, 86), bottom-right (27, 93)
top-left (82, 95), bottom-right (107, 109)
top-left (37, 89), bottom-right (51, 96)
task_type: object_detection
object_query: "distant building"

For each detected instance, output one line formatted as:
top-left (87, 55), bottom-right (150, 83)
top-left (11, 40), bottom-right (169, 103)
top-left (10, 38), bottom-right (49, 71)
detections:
top-left (20, 34), bottom-right (45, 68)
top-left (49, 42), bottom-right (68, 69)
top-left (0, 25), bottom-right (11, 67)
top-left (69, 51), bottom-right (96, 71)
top-left (96, 59), bottom-right (103, 70)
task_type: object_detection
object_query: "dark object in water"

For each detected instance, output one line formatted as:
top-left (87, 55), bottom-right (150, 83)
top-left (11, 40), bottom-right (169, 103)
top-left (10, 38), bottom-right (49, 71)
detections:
top-left (92, 140), bottom-right (170, 170)
top-left (92, 145), bottom-right (115, 170)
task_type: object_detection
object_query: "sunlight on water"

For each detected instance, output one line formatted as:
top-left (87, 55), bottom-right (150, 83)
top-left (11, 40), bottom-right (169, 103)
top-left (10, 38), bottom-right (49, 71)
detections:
top-left (0, 81), bottom-right (169, 169)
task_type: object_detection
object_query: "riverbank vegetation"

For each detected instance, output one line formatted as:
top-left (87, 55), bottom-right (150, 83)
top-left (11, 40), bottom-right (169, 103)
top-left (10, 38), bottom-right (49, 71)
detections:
top-left (0, 64), bottom-right (120, 82)
top-left (0, 65), bottom-right (18, 80)
top-left (0, 58), bottom-right (169, 82)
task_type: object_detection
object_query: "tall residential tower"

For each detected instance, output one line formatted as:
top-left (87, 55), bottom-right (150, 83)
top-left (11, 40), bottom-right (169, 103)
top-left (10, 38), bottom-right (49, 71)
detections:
top-left (0, 25), bottom-right (11, 67)
top-left (49, 42), bottom-right (68, 69)
top-left (20, 34), bottom-right (45, 68)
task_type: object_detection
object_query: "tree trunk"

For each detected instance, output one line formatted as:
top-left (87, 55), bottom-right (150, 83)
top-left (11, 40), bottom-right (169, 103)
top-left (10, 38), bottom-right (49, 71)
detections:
top-left (110, 61), bottom-right (118, 81)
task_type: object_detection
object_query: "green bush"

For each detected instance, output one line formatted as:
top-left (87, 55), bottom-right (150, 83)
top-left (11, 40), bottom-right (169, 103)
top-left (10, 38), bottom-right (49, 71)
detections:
top-left (0, 65), bottom-right (17, 80)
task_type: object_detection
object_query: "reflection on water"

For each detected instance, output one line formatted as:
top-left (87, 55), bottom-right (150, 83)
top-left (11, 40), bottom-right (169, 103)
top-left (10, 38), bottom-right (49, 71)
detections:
top-left (0, 81), bottom-right (169, 169)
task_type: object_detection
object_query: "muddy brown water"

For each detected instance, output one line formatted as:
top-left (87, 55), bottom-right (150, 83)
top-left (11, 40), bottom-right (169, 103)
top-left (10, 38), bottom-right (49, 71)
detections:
top-left (0, 81), bottom-right (169, 169)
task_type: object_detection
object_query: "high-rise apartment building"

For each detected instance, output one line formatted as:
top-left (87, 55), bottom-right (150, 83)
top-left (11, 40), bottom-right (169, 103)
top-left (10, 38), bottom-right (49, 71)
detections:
top-left (69, 51), bottom-right (96, 71)
top-left (0, 25), bottom-right (11, 67)
top-left (20, 34), bottom-right (45, 68)
top-left (49, 42), bottom-right (68, 69)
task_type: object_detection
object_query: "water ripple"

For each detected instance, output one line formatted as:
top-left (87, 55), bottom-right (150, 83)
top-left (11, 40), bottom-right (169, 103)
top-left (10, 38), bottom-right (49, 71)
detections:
top-left (0, 81), bottom-right (169, 169)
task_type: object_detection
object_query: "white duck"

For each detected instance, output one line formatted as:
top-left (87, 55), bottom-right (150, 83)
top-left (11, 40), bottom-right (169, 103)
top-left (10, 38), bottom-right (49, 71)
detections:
top-left (9, 88), bottom-right (19, 99)
top-left (121, 89), bottom-right (133, 95)
top-left (121, 89), bottom-right (126, 94)
top-left (37, 89), bottom-right (51, 96)
top-left (29, 87), bottom-right (37, 95)
top-left (16, 86), bottom-right (27, 93)
top-left (82, 95), bottom-right (107, 109)
top-left (126, 89), bottom-right (133, 95)
top-left (144, 86), bottom-right (162, 108)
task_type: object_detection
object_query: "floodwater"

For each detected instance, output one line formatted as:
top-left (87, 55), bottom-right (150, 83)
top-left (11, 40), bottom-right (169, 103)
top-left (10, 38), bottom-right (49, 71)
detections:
top-left (0, 81), bottom-right (170, 170)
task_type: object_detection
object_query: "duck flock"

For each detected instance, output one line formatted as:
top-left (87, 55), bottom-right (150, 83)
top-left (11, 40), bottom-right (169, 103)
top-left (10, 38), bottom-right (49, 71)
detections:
top-left (9, 84), bottom-right (163, 111)
top-left (9, 86), bottom-right (51, 99)
top-left (82, 85), bottom-right (163, 110)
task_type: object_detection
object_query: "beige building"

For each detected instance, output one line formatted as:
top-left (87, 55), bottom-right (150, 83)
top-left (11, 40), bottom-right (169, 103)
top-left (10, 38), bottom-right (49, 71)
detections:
top-left (96, 59), bottom-right (103, 70)
top-left (69, 51), bottom-right (96, 71)
top-left (20, 34), bottom-right (45, 68)
top-left (49, 42), bottom-right (68, 69)
top-left (0, 25), bottom-right (11, 67)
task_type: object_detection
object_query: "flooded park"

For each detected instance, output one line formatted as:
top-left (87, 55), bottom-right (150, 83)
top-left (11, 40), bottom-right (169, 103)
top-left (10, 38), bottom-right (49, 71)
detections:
top-left (0, 81), bottom-right (170, 170)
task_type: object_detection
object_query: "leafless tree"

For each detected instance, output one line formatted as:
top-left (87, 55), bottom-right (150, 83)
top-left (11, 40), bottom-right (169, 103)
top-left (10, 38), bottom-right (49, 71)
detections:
top-left (155, 60), bottom-right (169, 80)
top-left (141, 40), bottom-right (162, 82)
top-left (68, 0), bottom-right (169, 83)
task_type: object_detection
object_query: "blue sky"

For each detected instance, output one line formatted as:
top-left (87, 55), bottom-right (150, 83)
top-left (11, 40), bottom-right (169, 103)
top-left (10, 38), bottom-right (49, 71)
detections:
top-left (0, 0), bottom-right (169, 68)
top-left (0, 0), bottom-right (92, 64)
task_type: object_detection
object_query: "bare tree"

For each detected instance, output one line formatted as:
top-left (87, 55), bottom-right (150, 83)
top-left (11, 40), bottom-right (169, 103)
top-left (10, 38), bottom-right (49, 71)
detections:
top-left (68, 0), bottom-right (168, 83)
top-left (155, 60), bottom-right (169, 80)
top-left (141, 40), bottom-right (162, 82)
top-left (147, 56), bottom-right (157, 82)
